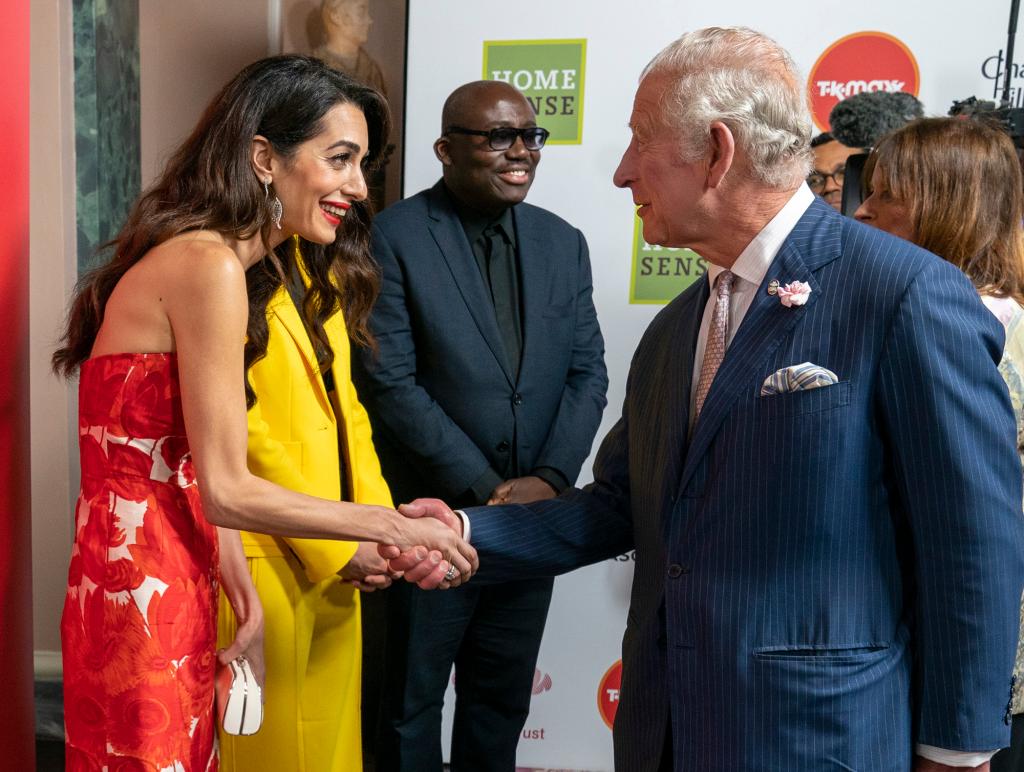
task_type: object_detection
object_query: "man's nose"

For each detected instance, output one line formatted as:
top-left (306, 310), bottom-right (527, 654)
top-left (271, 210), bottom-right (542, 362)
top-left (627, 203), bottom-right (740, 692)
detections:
top-left (504, 136), bottom-right (529, 158)
top-left (613, 146), bottom-right (635, 188)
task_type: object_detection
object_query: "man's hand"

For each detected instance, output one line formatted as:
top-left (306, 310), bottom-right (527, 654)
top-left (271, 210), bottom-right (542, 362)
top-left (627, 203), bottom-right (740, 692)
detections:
top-left (377, 498), bottom-right (471, 589)
top-left (398, 498), bottom-right (463, 534)
top-left (487, 475), bottom-right (558, 505)
top-left (914, 756), bottom-right (990, 772)
top-left (339, 542), bottom-right (396, 592)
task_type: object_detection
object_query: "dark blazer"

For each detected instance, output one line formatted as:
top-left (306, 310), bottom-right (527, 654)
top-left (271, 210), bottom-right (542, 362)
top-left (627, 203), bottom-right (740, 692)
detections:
top-left (466, 199), bottom-right (1024, 771)
top-left (352, 180), bottom-right (608, 505)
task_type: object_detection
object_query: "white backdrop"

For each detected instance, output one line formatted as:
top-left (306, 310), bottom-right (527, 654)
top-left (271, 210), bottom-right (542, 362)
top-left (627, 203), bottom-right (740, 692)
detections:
top-left (403, 2), bottom-right (1016, 768)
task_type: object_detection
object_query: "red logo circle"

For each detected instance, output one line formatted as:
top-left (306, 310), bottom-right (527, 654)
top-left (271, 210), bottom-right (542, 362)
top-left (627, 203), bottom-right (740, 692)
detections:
top-left (597, 660), bottom-right (622, 729)
top-left (807, 31), bottom-right (920, 131)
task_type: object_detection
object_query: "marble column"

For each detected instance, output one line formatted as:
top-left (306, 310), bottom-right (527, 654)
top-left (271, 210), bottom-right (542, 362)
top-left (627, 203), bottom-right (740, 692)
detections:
top-left (73, 0), bottom-right (140, 273)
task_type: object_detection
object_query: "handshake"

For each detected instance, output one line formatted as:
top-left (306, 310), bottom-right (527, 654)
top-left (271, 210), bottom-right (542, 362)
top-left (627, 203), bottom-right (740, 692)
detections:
top-left (375, 499), bottom-right (475, 591)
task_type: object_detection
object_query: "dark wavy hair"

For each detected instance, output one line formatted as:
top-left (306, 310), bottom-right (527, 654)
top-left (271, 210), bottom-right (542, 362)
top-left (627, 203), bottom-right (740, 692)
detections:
top-left (53, 55), bottom-right (391, 406)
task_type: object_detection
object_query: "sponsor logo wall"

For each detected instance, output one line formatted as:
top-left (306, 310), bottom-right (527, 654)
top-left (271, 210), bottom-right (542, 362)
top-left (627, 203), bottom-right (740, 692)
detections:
top-left (630, 215), bottom-right (706, 304)
top-left (483, 39), bottom-right (587, 143)
top-left (807, 31), bottom-right (920, 130)
top-left (597, 660), bottom-right (623, 730)
top-left (405, 2), bottom-right (1008, 768)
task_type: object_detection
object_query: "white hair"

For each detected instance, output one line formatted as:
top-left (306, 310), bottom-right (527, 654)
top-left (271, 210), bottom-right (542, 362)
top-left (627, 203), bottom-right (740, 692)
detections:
top-left (642, 27), bottom-right (812, 188)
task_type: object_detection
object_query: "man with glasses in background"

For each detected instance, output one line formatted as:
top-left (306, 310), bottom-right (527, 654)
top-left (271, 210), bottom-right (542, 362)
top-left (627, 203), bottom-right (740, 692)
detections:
top-left (808, 131), bottom-right (863, 211)
top-left (353, 80), bottom-right (608, 772)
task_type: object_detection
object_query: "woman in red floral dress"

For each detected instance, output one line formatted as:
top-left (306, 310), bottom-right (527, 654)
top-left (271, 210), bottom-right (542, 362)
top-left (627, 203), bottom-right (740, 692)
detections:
top-left (53, 57), bottom-right (477, 772)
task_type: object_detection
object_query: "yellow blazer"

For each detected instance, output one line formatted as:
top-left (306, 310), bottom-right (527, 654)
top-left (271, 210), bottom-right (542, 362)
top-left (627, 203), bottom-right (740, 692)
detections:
top-left (220, 268), bottom-right (391, 771)
top-left (241, 281), bottom-right (393, 578)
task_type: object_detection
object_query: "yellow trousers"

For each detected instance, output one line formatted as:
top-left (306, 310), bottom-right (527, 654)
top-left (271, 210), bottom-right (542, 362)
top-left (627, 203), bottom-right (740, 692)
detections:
top-left (217, 554), bottom-right (362, 772)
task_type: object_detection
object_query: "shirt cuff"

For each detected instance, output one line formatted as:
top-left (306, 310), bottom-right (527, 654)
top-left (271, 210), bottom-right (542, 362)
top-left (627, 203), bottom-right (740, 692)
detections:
top-left (467, 466), bottom-right (503, 505)
top-left (532, 466), bottom-right (569, 494)
top-left (454, 510), bottom-right (471, 543)
top-left (915, 743), bottom-right (997, 767)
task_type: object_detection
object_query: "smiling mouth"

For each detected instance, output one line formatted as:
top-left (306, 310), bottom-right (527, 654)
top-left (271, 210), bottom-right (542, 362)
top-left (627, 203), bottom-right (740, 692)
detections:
top-left (320, 202), bottom-right (350, 226)
top-left (498, 169), bottom-right (530, 184)
top-left (321, 202), bottom-right (350, 219)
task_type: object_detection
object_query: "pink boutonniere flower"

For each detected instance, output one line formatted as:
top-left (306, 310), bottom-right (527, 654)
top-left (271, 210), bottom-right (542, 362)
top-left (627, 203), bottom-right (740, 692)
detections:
top-left (776, 281), bottom-right (812, 307)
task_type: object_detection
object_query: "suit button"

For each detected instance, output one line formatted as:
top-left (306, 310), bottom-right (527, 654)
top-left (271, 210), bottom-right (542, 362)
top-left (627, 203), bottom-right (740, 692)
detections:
top-left (513, 393), bottom-right (523, 406)
top-left (496, 441), bottom-right (510, 452)
top-left (667, 564), bottom-right (687, 578)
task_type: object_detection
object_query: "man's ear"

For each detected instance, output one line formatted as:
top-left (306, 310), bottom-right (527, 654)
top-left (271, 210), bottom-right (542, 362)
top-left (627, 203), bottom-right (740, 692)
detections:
top-left (705, 121), bottom-right (736, 189)
top-left (433, 137), bottom-right (452, 166)
top-left (251, 135), bottom-right (275, 183)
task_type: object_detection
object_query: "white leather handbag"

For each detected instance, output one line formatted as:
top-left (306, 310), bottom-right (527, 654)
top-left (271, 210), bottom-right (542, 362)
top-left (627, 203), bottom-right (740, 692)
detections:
top-left (215, 655), bottom-right (263, 736)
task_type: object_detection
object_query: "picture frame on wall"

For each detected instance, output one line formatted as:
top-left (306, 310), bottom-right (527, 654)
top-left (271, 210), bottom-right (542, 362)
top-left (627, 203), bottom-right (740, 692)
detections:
top-left (274, 0), bottom-right (408, 208)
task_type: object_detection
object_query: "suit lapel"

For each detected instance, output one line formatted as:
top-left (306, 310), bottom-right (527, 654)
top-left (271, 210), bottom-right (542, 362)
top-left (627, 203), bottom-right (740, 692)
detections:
top-left (270, 292), bottom-right (334, 418)
top-left (673, 276), bottom-right (710, 446)
top-left (426, 184), bottom-right (514, 385)
top-left (677, 203), bottom-right (840, 494)
top-left (657, 277), bottom-right (710, 525)
top-left (514, 206), bottom-right (549, 388)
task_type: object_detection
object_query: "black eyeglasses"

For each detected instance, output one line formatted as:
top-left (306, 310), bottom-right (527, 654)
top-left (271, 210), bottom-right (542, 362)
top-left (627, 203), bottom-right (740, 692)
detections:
top-left (806, 168), bottom-right (845, 192)
top-left (444, 126), bottom-right (550, 151)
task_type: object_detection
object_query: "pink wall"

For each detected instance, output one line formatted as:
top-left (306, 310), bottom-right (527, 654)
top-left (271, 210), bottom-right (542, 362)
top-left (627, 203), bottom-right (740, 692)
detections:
top-left (0, 0), bottom-right (37, 764)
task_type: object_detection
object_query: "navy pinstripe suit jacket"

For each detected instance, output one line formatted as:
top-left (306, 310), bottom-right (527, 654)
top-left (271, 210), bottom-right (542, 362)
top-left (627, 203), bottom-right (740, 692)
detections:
top-left (467, 199), bottom-right (1024, 771)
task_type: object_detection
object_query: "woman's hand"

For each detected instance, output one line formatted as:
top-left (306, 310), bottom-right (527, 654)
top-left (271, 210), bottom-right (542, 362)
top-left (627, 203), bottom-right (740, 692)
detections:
top-left (339, 542), bottom-right (395, 592)
top-left (218, 593), bottom-right (265, 688)
top-left (384, 506), bottom-right (478, 590)
top-left (216, 527), bottom-right (266, 686)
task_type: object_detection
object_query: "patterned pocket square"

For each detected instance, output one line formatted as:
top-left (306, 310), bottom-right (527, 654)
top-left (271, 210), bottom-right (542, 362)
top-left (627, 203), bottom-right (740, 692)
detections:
top-left (760, 362), bottom-right (839, 396)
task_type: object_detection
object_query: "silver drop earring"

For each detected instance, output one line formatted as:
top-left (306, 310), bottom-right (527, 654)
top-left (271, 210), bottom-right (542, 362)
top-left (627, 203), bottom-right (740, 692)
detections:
top-left (264, 178), bottom-right (283, 230)
top-left (271, 196), bottom-right (283, 230)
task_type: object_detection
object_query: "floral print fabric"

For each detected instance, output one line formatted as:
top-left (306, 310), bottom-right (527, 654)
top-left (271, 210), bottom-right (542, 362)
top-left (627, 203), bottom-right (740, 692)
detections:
top-left (62, 353), bottom-right (220, 771)
top-left (982, 296), bottom-right (1024, 715)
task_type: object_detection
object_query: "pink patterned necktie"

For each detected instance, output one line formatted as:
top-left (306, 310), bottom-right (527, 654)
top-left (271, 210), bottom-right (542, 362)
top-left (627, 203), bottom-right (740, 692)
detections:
top-left (694, 270), bottom-right (735, 416)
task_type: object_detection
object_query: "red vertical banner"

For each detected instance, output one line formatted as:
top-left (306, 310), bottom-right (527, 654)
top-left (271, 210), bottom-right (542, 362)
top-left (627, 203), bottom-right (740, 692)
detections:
top-left (0, 0), bottom-right (35, 766)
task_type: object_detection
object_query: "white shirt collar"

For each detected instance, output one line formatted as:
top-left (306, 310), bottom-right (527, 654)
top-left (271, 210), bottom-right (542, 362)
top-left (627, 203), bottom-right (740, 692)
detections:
top-left (705, 184), bottom-right (816, 290)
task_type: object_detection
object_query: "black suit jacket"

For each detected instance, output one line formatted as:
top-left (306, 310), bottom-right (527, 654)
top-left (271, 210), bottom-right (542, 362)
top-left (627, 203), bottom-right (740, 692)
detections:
top-left (352, 180), bottom-right (608, 506)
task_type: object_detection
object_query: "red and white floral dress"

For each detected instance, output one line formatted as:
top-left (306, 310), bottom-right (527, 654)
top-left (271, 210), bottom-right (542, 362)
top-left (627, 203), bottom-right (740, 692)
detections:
top-left (62, 353), bottom-right (220, 771)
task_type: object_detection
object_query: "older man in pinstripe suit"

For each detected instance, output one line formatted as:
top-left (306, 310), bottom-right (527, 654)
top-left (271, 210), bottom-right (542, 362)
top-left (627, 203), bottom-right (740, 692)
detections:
top-left (392, 26), bottom-right (1024, 772)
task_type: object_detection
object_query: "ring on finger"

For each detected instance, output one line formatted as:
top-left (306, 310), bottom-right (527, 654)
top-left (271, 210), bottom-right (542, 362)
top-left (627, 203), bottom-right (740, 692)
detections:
top-left (444, 564), bottom-right (458, 582)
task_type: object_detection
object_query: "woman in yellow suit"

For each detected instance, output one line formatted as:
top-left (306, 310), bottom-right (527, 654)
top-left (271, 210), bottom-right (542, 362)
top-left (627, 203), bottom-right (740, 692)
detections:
top-left (218, 234), bottom-right (393, 771)
top-left (216, 61), bottom-right (397, 770)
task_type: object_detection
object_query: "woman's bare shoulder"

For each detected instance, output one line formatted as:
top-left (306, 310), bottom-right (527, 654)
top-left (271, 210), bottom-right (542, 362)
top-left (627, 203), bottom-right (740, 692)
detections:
top-left (146, 231), bottom-right (247, 294)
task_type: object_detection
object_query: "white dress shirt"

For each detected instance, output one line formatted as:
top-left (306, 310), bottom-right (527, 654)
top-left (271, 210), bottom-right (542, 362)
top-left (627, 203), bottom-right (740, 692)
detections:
top-left (689, 184), bottom-right (814, 421)
top-left (688, 183), bottom-right (994, 768)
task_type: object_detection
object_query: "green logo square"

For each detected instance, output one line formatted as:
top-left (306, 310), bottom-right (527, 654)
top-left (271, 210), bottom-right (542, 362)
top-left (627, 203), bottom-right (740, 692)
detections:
top-left (482, 39), bottom-right (586, 144)
top-left (629, 213), bottom-right (707, 304)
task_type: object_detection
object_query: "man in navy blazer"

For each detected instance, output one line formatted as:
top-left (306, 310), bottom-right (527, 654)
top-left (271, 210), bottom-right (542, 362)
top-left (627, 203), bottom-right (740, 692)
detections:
top-left (393, 27), bottom-right (1024, 772)
top-left (353, 80), bottom-right (608, 771)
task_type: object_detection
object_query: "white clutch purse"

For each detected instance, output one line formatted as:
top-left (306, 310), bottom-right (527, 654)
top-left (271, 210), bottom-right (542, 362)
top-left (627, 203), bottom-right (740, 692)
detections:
top-left (215, 655), bottom-right (263, 736)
